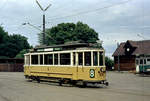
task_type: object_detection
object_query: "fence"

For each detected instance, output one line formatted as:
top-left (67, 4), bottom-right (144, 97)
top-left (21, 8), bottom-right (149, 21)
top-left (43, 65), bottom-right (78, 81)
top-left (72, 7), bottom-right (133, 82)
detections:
top-left (0, 64), bottom-right (24, 72)
top-left (0, 58), bottom-right (24, 72)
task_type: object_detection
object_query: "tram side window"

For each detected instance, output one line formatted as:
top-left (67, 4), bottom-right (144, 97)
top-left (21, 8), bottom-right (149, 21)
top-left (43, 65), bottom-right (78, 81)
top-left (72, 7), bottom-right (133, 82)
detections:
top-left (31, 55), bottom-right (38, 65)
top-left (60, 53), bottom-right (70, 65)
top-left (140, 59), bottom-right (143, 64)
top-left (99, 52), bottom-right (104, 66)
top-left (44, 54), bottom-right (53, 65)
top-left (73, 52), bottom-right (76, 65)
top-left (78, 52), bottom-right (83, 65)
top-left (54, 54), bottom-right (58, 65)
top-left (40, 55), bottom-right (43, 65)
top-left (93, 52), bottom-right (98, 66)
top-left (144, 59), bottom-right (146, 64)
top-left (85, 52), bottom-right (91, 66)
top-left (25, 55), bottom-right (30, 65)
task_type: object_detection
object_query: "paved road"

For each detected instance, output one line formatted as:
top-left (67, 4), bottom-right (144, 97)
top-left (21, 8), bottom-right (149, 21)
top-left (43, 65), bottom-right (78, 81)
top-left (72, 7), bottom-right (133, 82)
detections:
top-left (0, 72), bottom-right (150, 101)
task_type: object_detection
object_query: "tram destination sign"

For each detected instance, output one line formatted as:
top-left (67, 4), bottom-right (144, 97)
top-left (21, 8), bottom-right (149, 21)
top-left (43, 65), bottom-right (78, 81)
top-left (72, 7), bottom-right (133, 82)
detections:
top-left (37, 47), bottom-right (62, 52)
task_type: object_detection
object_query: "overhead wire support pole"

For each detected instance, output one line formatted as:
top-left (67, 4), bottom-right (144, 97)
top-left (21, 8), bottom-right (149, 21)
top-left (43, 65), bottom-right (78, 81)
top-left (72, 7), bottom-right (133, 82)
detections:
top-left (36, 0), bottom-right (51, 45)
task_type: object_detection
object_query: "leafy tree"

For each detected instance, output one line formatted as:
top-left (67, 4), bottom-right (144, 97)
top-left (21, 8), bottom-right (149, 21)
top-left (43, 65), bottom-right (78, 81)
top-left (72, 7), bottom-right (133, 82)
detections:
top-left (105, 56), bottom-right (114, 70)
top-left (0, 26), bottom-right (8, 44)
top-left (0, 26), bottom-right (31, 58)
top-left (15, 49), bottom-right (29, 58)
top-left (38, 21), bottom-right (99, 45)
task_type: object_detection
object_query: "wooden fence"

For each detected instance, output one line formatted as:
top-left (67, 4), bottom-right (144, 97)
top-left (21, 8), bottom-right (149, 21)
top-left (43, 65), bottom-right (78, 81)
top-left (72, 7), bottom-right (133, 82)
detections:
top-left (0, 63), bottom-right (24, 72)
top-left (0, 58), bottom-right (24, 72)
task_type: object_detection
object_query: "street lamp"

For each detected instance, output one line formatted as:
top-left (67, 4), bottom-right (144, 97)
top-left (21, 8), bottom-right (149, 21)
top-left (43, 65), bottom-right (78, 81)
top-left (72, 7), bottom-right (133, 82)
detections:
top-left (35, 0), bottom-right (51, 45)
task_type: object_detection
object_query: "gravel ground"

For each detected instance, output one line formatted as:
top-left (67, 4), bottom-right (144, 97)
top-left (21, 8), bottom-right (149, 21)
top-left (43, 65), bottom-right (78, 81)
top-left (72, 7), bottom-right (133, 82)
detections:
top-left (0, 71), bottom-right (150, 101)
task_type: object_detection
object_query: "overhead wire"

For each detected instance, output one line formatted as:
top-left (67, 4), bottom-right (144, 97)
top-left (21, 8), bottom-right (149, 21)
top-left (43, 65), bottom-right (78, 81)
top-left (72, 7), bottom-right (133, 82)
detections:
top-left (47, 0), bottom-right (108, 19)
top-left (48, 0), bottom-right (134, 21)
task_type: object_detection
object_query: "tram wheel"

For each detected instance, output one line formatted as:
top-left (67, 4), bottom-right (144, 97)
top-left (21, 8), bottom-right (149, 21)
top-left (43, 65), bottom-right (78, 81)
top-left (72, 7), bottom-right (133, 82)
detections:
top-left (59, 80), bottom-right (63, 86)
top-left (36, 77), bottom-right (40, 83)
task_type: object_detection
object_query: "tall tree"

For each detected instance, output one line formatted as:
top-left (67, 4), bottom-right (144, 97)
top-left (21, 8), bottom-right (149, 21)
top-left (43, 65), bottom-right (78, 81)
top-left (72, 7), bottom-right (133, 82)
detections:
top-left (105, 56), bottom-right (114, 70)
top-left (38, 21), bottom-right (99, 45)
top-left (0, 26), bottom-right (31, 58)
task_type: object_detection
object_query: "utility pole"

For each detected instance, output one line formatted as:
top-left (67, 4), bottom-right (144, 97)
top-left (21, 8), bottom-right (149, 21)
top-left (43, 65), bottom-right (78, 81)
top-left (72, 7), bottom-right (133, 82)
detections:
top-left (117, 42), bottom-right (120, 72)
top-left (36, 0), bottom-right (51, 45)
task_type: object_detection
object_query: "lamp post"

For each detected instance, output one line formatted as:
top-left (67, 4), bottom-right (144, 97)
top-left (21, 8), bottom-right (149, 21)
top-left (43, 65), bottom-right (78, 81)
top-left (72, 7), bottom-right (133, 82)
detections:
top-left (35, 0), bottom-right (51, 45)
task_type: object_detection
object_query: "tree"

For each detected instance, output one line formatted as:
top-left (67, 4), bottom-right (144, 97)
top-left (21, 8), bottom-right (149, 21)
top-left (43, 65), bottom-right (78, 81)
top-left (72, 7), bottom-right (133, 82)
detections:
top-left (38, 21), bottom-right (99, 45)
top-left (0, 26), bottom-right (8, 44)
top-left (15, 49), bottom-right (29, 58)
top-left (0, 26), bottom-right (31, 58)
top-left (105, 56), bottom-right (114, 70)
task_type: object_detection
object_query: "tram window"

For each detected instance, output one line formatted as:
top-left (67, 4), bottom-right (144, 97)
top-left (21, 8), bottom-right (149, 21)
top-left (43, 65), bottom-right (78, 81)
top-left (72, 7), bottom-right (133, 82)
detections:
top-left (136, 60), bottom-right (139, 65)
top-left (40, 55), bottom-right (43, 65)
top-left (144, 59), bottom-right (146, 64)
top-left (93, 52), bottom-right (98, 66)
top-left (73, 52), bottom-right (76, 65)
top-left (31, 55), bottom-right (38, 65)
top-left (60, 53), bottom-right (70, 65)
top-left (54, 54), bottom-right (58, 65)
top-left (85, 52), bottom-right (91, 66)
top-left (99, 52), bottom-right (104, 66)
top-left (25, 55), bottom-right (30, 65)
top-left (147, 59), bottom-right (150, 62)
top-left (78, 52), bottom-right (83, 65)
top-left (44, 54), bottom-right (53, 65)
top-left (140, 59), bottom-right (143, 64)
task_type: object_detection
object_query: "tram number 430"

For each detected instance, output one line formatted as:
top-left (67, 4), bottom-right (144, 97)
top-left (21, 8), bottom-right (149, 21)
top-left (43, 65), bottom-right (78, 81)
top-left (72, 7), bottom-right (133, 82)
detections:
top-left (90, 69), bottom-right (95, 78)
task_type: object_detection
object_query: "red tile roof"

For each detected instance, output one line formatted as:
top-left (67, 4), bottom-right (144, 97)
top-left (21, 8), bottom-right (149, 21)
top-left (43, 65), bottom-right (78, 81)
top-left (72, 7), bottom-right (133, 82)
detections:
top-left (113, 40), bottom-right (150, 56)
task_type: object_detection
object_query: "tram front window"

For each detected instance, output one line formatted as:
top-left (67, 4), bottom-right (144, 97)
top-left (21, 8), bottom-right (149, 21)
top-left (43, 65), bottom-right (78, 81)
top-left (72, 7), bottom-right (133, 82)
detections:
top-left (31, 55), bottom-right (38, 65)
top-left (99, 52), bottom-right (104, 66)
top-left (93, 52), bottom-right (98, 66)
top-left (78, 52), bottom-right (83, 65)
top-left (85, 52), bottom-right (91, 66)
top-left (25, 55), bottom-right (30, 65)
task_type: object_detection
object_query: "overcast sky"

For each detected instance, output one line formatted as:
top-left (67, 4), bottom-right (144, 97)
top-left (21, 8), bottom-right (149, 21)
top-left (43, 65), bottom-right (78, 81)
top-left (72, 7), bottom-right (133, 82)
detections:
top-left (0, 0), bottom-right (150, 58)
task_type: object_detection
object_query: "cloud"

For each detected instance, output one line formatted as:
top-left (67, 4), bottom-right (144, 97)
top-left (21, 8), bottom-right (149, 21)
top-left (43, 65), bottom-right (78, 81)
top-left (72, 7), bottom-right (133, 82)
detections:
top-left (0, 0), bottom-right (149, 58)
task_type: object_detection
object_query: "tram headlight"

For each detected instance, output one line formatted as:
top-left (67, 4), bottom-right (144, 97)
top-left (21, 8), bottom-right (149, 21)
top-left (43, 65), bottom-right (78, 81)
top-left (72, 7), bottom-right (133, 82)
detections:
top-left (100, 67), bottom-right (105, 72)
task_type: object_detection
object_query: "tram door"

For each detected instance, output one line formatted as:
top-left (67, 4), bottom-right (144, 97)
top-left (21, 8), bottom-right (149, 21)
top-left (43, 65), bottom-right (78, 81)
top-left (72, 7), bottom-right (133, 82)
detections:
top-left (77, 52), bottom-right (84, 79)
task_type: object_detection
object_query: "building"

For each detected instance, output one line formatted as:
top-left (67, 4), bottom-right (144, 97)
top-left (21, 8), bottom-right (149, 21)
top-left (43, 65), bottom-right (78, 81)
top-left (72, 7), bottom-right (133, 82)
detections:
top-left (113, 40), bottom-right (150, 71)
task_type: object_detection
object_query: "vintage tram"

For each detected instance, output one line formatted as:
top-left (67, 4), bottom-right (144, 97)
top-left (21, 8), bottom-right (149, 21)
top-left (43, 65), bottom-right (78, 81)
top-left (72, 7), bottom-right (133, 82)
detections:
top-left (24, 43), bottom-right (108, 86)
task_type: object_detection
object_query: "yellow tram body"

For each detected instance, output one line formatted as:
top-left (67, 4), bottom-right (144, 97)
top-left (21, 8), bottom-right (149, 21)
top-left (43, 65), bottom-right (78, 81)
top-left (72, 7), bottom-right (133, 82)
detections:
top-left (24, 43), bottom-right (108, 85)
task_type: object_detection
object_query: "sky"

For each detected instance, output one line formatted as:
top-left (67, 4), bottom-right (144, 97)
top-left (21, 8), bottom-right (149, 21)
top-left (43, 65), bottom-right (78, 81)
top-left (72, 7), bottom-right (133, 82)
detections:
top-left (0, 0), bottom-right (150, 58)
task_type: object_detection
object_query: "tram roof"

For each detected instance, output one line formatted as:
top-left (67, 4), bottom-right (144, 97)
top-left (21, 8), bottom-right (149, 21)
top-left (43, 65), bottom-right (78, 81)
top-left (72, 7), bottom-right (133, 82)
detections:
top-left (31, 42), bottom-right (103, 52)
top-left (35, 43), bottom-right (89, 49)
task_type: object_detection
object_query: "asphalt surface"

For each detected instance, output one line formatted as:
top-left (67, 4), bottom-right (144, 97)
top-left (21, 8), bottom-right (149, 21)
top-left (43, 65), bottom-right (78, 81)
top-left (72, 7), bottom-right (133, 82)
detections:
top-left (0, 71), bottom-right (150, 101)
